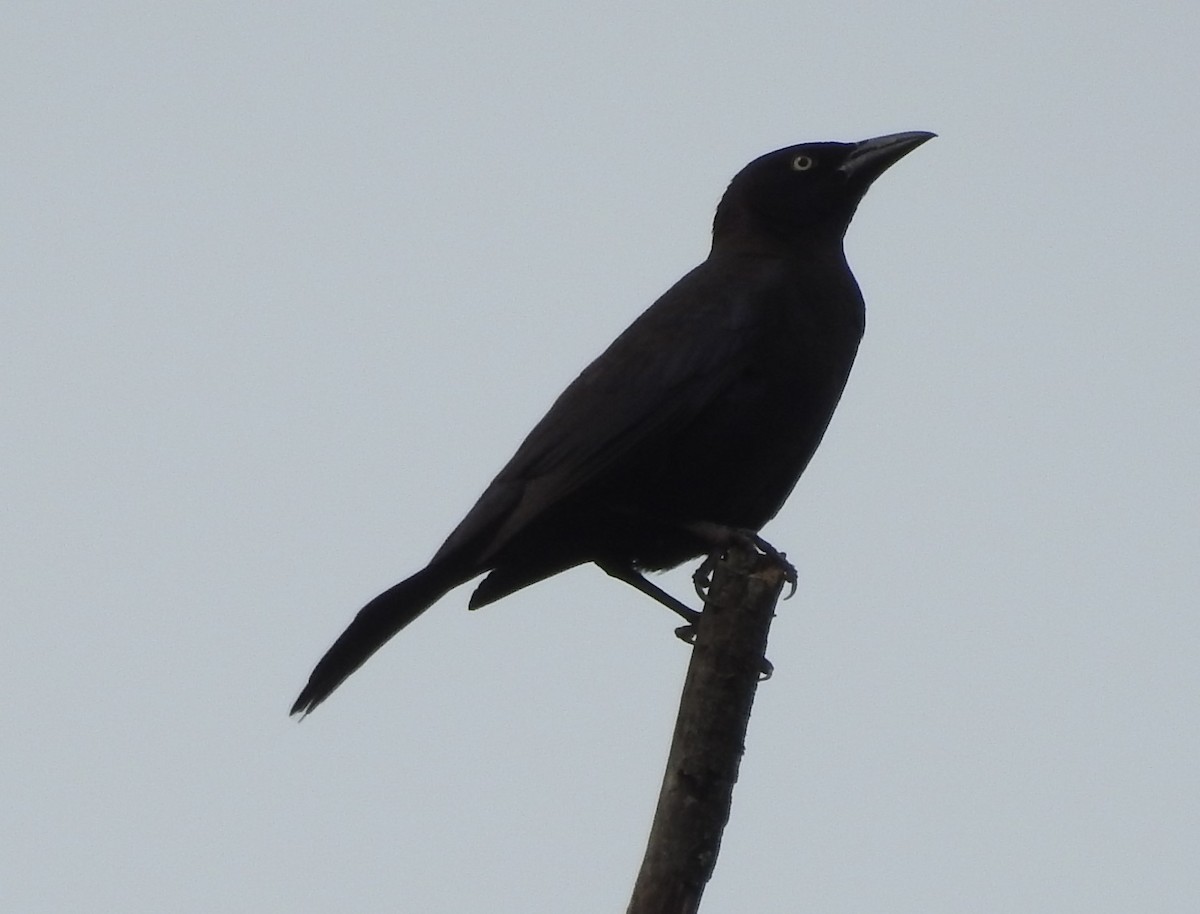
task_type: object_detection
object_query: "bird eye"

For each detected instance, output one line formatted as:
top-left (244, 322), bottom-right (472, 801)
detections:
top-left (791, 155), bottom-right (816, 171)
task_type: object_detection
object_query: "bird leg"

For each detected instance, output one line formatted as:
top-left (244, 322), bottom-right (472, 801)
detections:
top-left (597, 561), bottom-right (702, 647)
top-left (599, 556), bottom-right (775, 679)
top-left (598, 560), bottom-right (700, 626)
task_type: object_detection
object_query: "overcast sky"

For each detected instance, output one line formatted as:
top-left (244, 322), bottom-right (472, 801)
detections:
top-left (4, 3), bottom-right (1198, 912)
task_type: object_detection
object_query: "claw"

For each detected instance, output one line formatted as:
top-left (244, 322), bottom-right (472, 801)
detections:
top-left (692, 552), bottom-right (717, 601)
top-left (687, 525), bottom-right (799, 601)
top-left (747, 534), bottom-right (798, 598)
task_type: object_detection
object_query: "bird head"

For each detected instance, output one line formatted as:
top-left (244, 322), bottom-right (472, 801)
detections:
top-left (712, 131), bottom-right (935, 249)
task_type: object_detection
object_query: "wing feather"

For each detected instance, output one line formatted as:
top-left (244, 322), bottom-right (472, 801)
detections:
top-left (431, 257), bottom-right (778, 565)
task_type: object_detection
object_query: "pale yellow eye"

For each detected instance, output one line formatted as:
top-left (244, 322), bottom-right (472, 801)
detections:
top-left (791, 154), bottom-right (815, 171)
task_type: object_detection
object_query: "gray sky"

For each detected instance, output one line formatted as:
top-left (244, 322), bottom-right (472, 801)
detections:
top-left (4, 3), bottom-right (1198, 912)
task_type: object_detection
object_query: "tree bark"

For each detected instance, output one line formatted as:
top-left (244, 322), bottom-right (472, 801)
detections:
top-left (627, 542), bottom-right (787, 914)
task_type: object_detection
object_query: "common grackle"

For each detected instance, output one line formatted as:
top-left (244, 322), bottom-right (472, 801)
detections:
top-left (291, 131), bottom-right (934, 715)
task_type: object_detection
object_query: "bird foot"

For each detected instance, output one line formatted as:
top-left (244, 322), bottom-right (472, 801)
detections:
top-left (688, 526), bottom-right (798, 600)
top-left (746, 533), bottom-right (798, 600)
top-left (692, 552), bottom-right (719, 601)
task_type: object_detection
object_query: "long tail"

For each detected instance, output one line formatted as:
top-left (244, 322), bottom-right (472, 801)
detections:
top-left (290, 562), bottom-right (467, 716)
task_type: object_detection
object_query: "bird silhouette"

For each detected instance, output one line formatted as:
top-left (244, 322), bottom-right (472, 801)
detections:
top-left (291, 131), bottom-right (934, 715)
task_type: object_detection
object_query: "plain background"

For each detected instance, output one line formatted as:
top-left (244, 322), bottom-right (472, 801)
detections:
top-left (4, 3), bottom-right (1197, 912)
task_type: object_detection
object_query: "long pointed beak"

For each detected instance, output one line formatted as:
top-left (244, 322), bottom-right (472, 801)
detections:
top-left (840, 131), bottom-right (936, 186)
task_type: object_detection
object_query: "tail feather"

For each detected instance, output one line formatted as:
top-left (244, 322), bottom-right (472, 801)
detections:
top-left (291, 563), bottom-right (465, 716)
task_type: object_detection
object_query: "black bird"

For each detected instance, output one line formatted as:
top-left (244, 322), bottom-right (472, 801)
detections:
top-left (291, 131), bottom-right (933, 716)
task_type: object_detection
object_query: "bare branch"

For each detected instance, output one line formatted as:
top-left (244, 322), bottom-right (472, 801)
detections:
top-left (628, 542), bottom-right (787, 914)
